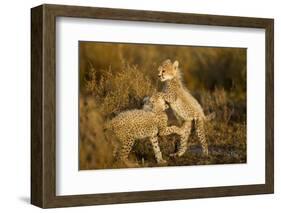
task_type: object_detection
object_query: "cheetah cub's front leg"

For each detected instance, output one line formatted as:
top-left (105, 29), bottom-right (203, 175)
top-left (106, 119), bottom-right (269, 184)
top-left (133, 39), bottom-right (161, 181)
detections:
top-left (169, 120), bottom-right (192, 157)
top-left (149, 136), bottom-right (167, 164)
top-left (158, 119), bottom-right (189, 158)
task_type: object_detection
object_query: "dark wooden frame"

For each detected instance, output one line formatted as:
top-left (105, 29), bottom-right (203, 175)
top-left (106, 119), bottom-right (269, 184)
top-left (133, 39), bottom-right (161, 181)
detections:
top-left (31, 4), bottom-right (274, 208)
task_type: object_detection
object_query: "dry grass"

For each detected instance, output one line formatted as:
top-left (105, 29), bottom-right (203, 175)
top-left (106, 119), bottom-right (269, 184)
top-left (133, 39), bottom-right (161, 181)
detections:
top-left (83, 62), bottom-right (156, 118)
top-left (79, 42), bottom-right (247, 170)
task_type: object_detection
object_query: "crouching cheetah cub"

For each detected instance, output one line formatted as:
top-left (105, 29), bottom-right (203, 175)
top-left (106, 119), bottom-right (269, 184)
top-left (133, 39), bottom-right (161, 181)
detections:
top-left (158, 59), bottom-right (213, 157)
top-left (106, 93), bottom-right (184, 166)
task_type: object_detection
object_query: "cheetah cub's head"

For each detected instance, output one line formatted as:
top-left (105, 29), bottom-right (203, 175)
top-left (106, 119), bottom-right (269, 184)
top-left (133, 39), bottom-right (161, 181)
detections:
top-left (143, 93), bottom-right (168, 112)
top-left (158, 59), bottom-right (179, 82)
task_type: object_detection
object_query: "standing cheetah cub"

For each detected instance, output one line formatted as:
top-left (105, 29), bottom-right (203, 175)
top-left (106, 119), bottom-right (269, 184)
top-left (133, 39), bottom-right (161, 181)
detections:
top-left (106, 93), bottom-right (184, 166)
top-left (158, 59), bottom-right (212, 157)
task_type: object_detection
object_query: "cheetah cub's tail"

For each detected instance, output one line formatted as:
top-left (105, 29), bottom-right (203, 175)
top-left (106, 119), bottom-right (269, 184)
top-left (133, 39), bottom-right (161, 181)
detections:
top-left (205, 112), bottom-right (216, 121)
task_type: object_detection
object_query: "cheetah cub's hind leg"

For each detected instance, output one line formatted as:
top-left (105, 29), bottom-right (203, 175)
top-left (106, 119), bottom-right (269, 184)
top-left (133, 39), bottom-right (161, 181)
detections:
top-left (149, 136), bottom-right (167, 165)
top-left (170, 120), bottom-right (192, 157)
top-left (195, 119), bottom-right (209, 156)
top-left (118, 138), bottom-right (139, 167)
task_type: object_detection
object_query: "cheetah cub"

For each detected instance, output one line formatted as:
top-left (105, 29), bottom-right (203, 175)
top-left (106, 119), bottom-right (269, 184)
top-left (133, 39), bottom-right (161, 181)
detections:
top-left (158, 59), bottom-right (211, 157)
top-left (106, 93), bottom-right (184, 166)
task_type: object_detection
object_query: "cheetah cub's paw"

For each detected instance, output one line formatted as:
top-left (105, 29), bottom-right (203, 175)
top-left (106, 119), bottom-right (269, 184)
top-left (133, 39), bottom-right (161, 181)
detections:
top-left (202, 149), bottom-right (209, 156)
top-left (122, 160), bottom-right (140, 168)
top-left (157, 159), bottom-right (168, 165)
top-left (169, 152), bottom-right (182, 158)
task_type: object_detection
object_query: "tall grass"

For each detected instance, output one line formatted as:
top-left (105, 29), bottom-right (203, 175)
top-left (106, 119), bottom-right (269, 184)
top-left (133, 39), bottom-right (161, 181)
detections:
top-left (83, 62), bottom-right (156, 118)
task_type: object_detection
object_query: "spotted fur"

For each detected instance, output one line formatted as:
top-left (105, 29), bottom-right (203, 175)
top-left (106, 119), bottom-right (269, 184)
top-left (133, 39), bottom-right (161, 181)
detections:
top-left (106, 93), bottom-right (184, 166)
top-left (158, 59), bottom-right (209, 156)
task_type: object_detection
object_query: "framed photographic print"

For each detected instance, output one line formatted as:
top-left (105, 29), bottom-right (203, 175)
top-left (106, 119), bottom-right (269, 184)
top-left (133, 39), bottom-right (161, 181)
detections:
top-left (31, 4), bottom-right (274, 208)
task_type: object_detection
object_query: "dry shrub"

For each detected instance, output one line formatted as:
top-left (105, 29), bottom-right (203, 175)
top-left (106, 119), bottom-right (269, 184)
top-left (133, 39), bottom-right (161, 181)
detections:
top-left (84, 62), bottom-right (156, 117)
top-left (79, 97), bottom-right (117, 169)
top-left (200, 87), bottom-right (246, 124)
top-left (200, 88), bottom-right (233, 124)
top-left (199, 88), bottom-right (246, 164)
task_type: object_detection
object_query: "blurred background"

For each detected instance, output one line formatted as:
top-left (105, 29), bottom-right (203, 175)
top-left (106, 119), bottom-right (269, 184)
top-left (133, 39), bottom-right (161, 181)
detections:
top-left (79, 42), bottom-right (247, 170)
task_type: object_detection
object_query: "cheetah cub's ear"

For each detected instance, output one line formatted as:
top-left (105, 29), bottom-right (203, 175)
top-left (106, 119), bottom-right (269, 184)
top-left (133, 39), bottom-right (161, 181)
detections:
top-left (142, 96), bottom-right (152, 111)
top-left (143, 96), bottom-right (150, 104)
top-left (173, 60), bottom-right (179, 76)
top-left (173, 60), bottom-right (179, 70)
